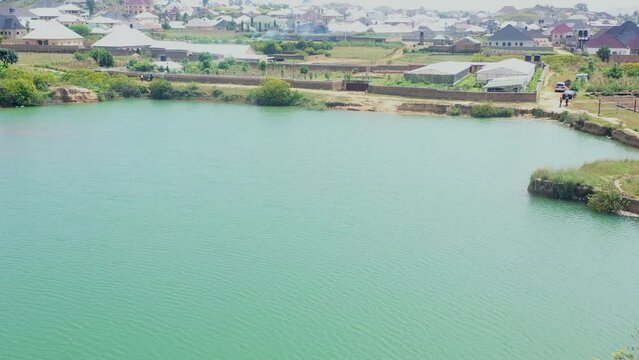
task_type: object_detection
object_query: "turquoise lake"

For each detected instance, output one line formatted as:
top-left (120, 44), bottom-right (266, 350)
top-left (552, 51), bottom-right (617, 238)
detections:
top-left (1, 101), bottom-right (638, 359)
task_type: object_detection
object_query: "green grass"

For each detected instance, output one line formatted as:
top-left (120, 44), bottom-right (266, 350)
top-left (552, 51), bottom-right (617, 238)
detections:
top-left (329, 45), bottom-right (399, 63)
top-left (149, 30), bottom-right (252, 44)
top-left (532, 160), bottom-right (639, 198)
top-left (16, 52), bottom-right (137, 71)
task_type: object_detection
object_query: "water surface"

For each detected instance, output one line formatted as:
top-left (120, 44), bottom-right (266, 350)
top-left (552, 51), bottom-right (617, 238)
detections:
top-left (1, 101), bottom-right (638, 359)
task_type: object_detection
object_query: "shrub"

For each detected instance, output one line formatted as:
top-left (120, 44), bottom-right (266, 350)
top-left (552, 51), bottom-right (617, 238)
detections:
top-left (88, 48), bottom-right (114, 68)
top-left (587, 188), bottom-right (628, 213)
top-left (69, 24), bottom-right (91, 37)
top-left (531, 107), bottom-right (546, 118)
top-left (109, 76), bottom-right (146, 98)
top-left (0, 48), bottom-right (18, 67)
top-left (620, 63), bottom-right (639, 77)
top-left (0, 78), bottom-right (43, 107)
top-left (447, 105), bottom-right (462, 116)
top-left (249, 77), bottom-right (301, 106)
top-left (596, 46), bottom-right (611, 62)
top-left (73, 51), bottom-right (90, 61)
top-left (149, 79), bottom-right (174, 99)
top-left (175, 83), bottom-right (201, 98)
top-left (469, 103), bottom-right (514, 118)
top-left (127, 60), bottom-right (156, 72)
top-left (211, 87), bottom-right (224, 98)
top-left (603, 64), bottom-right (623, 79)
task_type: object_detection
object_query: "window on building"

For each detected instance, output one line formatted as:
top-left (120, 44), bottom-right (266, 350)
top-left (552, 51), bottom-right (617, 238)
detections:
top-left (507, 42), bottom-right (511, 46)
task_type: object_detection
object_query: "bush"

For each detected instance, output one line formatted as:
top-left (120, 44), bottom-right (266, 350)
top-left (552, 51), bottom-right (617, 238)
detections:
top-left (603, 64), bottom-right (623, 79)
top-left (0, 78), bottom-right (43, 107)
top-left (175, 83), bottom-right (201, 98)
top-left (108, 76), bottom-right (146, 98)
top-left (249, 77), bottom-right (301, 106)
top-left (211, 87), bottom-right (224, 98)
top-left (447, 105), bottom-right (462, 116)
top-left (73, 51), bottom-right (89, 61)
top-left (149, 79), bottom-right (174, 99)
top-left (587, 188), bottom-right (629, 213)
top-left (69, 24), bottom-right (91, 37)
top-left (0, 48), bottom-right (18, 67)
top-left (620, 63), bottom-right (639, 77)
top-left (469, 103), bottom-right (514, 118)
top-left (531, 108), bottom-right (546, 118)
top-left (127, 59), bottom-right (156, 72)
top-left (88, 48), bottom-right (114, 68)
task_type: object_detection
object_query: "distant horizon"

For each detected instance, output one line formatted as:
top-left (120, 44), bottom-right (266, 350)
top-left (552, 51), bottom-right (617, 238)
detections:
top-left (252, 0), bottom-right (639, 16)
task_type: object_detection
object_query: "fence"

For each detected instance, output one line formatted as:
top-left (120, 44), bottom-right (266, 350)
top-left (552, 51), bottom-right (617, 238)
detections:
top-left (104, 70), bottom-right (344, 91)
top-left (596, 98), bottom-right (639, 116)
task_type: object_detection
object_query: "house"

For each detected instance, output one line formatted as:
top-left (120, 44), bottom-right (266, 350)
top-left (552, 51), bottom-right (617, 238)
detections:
top-left (123, 0), bottom-right (154, 17)
top-left (252, 15), bottom-right (279, 32)
top-left (0, 13), bottom-right (28, 39)
top-left (526, 30), bottom-right (551, 47)
top-left (404, 62), bottom-right (477, 85)
top-left (149, 41), bottom-right (267, 62)
top-left (56, 14), bottom-right (84, 26)
top-left (583, 21), bottom-right (639, 55)
top-left (57, 4), bottom-right (83, 15)
top-left (327, 20), bottom-right (369, 34)
top-left (29, 8), bottom-right (63, 20)
top-left (321, 9), bottom-right (342, 24)
top-left (133, 11), bottom-right (159, 23)
top-left (476, 58), bottom-right (536, 84)
top-left (452, 36), bottom-right (482, 52)
top-left (550, 23), bottom-right (572, 45)
top-left (20, 20), bottom-right (83, 47)
top-left (184, 18), bottom-right (214, 29)
top-left (88, 16), bottom-right (121, 28)
top-left (486, 24), bottom-right (534, 48)
top-left (91, 25), bottom-right (155, 53)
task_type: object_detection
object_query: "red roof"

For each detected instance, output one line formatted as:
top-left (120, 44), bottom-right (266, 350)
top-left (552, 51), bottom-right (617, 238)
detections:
top-left (551, 23), bottom-right (572, 34)
top-left (584, 33), bottom-right (626, 49)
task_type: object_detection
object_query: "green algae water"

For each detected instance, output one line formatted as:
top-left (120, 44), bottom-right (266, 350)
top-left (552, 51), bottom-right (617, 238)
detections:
top-left (1, 101), bottom-right (639, 359)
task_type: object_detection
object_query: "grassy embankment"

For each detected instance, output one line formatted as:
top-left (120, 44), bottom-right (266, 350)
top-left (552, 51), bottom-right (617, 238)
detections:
top-left (532, 160), bottom-right (639, 199)
top-left (543, 55), bottom-right (639, 128)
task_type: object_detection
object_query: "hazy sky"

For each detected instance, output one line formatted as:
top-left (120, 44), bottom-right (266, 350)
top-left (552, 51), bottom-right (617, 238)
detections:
top-left (256, 0), bottom-right (638, 15)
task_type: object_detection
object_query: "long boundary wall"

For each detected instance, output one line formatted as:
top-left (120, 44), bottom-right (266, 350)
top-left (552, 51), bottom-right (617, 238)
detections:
top-left (368, 85), bottom-right (537, 102)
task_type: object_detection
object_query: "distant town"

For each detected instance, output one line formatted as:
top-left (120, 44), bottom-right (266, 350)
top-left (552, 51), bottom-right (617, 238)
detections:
top-left (0, 0), bottom-right (638, 124)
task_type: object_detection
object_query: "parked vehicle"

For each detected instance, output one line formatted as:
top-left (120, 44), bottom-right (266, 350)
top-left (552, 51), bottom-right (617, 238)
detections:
top-left (139, 73), bottom-right (154, 81)
top-left (555, 82), bottom-right (567, 92)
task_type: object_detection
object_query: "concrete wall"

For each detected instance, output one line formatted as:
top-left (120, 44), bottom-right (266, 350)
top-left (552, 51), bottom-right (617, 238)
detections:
top-left (612, 55), bottom-right (639, 63)
top-left (368, 85), bottom-right (537, 102)
top-left (0, 44), bottom-right (83, 52)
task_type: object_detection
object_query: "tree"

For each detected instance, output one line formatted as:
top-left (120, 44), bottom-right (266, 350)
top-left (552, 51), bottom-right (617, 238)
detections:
top-left (162, 22), bottom-right (171, 30)
top-left (0, 79), bottom-right (42, 107)
top-left (69, 24), bottom-right (92, 37)
top-left (89, 48), bottom-right (114, 67)
top-left (597, 46), bottom-right (611, 62)
top-left (149, 79), bottom-right (174, 99)
top-left (86, 0), bottom-right (96, 15)
top-left (261, 41), bottom-right (281, 55)
top-left (249, 78), bottom-right (300, 106)
top-left (0, 48), bottom-right (18, 68)
top-left (258, 60), bottom-right (267, 75)
top-left (574, 3), bottom-right (588, 11)
top-left (299, 65), bottom-right (309, 79)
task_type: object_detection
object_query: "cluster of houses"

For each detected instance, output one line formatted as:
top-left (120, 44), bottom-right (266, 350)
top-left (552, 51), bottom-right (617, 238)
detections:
top-left (0, 1), bottom-right (638, 62)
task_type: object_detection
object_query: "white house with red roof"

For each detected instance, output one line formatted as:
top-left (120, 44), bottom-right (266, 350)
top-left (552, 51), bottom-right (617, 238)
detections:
top-left (550, 24), bottom-right (572, 46)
